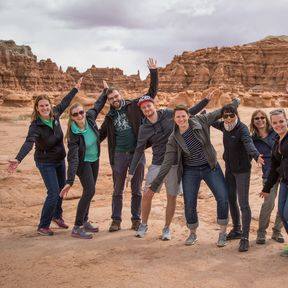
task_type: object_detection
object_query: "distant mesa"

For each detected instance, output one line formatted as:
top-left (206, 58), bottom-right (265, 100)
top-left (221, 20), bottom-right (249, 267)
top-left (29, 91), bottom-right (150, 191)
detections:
top-left (0, 37), bottom-right (288, 108)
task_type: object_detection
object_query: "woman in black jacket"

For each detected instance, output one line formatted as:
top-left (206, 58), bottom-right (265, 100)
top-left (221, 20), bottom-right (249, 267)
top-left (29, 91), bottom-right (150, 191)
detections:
top-left (60, 81), bottom-right (108, 239)
top-left (260, 108), bottom-right (288, 257)
top-left (8, 78), bottom-right (82, 236)
top-left (213, 104), bottom-right (264, 252)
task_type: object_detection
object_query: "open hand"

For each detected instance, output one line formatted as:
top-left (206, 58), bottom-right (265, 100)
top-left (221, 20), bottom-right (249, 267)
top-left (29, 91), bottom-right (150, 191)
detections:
top-left (147, 58), bottom-right (157, 69)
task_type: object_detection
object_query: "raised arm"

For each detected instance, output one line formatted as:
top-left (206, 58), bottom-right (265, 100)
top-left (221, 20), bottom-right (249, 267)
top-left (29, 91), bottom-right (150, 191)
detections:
top-left (86, 80), bottom-right (108, 120)
top-left (145, 58), bottom-right (158, 99)
top-left (53, 77), bottom-right (82, 117)
top-left (188, 98), bottom-right (209, 116)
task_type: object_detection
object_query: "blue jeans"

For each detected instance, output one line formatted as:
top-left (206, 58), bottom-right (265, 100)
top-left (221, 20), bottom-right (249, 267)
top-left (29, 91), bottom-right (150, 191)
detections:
top-left (278, 181), bottom-right (288, 233)
top-left (182, 163), bottom-right (228, 229)
top-left (111, 152), bottom-right (145, 222)
top-left (36, 160), bottom-right (66, 228)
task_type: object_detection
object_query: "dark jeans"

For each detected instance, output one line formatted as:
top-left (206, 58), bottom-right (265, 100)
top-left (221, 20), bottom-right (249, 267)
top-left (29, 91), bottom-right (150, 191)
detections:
top-left (111, 152), bottom-right (145, 222)
top-left (36, 160), bottom-right (66, 228)
top-left (225, 170), bottom-right (251, 238)
top-left (182, 163), bottom-right (229, 229)
top-left (278, 181), bottom-right (288, 233)
top-left (75, 160), bottom-right (99, 226)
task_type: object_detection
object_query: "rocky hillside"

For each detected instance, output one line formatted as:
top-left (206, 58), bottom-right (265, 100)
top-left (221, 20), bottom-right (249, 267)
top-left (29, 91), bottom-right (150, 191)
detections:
top-left (1, 37), bottom-right (288, 108)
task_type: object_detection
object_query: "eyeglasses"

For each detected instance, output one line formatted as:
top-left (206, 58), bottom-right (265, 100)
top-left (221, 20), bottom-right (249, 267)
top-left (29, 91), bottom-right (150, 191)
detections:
top-left (269, 109), bottom-right (285, 116)
top-left (222, 113), bottom-right (235, 119)
top-left (254, 116), bottom-right (266, 121)
top-left (71, 110), bottom-right (85, 117)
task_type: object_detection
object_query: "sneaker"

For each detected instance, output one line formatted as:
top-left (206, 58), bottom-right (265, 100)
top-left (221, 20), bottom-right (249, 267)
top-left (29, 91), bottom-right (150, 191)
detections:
top-left (272, 232), bottom-right (285, 243)
top-left (135, 223), bottom-right (148, 238)
top-left (37, 227), bottom-right (54, 236)
top-left (109, 220), bottom-right (121, 232)
top-left (217, 232), bottom-right (227, 247)
top-left (256, 232), bottom-right (266, 245)
top-left (227, 229), bottom-right (242, 240)
top-left (83, 221), bottom-right (99, 233)
top-left (52, 218), bottom-right (69, 229)
top-left (131, 220), bottom-right (141, 231)
top-left (239, 238), bottom-right (249, 252)
top-left (161, 226), bottom-right (171, 241)
top-left (280, 245), bottom-right (288, 257)
top-left (71, 226), bottom-right (93, 239)
top-left (185, 233), bottom-right (197, 246)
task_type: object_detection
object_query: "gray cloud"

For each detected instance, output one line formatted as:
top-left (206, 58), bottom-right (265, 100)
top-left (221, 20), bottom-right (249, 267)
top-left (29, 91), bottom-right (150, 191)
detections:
top-left (0, 0), bottom-right (287, 76)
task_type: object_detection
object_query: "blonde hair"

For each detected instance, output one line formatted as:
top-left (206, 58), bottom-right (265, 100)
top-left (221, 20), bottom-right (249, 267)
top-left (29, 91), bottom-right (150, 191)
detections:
top-left (249, 109), bottom-right (271, 137)
top-left (31, 95), bottom-right (52, 122)
top-left (65, 102), bottom-right (83, 141)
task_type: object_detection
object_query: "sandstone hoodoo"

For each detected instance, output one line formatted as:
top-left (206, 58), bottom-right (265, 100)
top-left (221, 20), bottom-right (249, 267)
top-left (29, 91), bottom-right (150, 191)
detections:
top-left (1, 37), bottom-right (288, 108)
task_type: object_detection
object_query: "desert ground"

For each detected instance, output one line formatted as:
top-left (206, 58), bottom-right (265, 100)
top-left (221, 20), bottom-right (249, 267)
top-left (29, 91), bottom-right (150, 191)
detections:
top-left (0, 105), bottom-right (287, 288)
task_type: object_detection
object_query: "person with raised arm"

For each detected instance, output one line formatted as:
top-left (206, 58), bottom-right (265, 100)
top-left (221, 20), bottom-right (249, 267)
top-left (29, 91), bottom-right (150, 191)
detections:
top-left (8, 77), bottom-right (82, 236)
top-left (126, 92), bottom-right (213, 240)
top-left (100, 58), bottom-right (158, 232)
top-left (60, 81), bottom-right (108, 239)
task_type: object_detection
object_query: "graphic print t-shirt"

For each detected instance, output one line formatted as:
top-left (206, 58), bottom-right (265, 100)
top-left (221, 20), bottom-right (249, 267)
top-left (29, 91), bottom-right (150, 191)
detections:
top-left (113, 108), bottom-right (136, 152)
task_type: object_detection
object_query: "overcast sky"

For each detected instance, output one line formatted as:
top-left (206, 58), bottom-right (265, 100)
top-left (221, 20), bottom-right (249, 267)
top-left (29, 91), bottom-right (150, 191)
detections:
top-left (0, 0), bottom-right (287, 78)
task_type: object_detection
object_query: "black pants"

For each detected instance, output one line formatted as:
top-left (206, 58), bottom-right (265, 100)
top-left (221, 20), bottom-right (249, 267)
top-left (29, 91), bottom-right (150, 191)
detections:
top-left (225, 170), bottom-right (251, 238)
top-left (75, 160), bottom-right (99, 226)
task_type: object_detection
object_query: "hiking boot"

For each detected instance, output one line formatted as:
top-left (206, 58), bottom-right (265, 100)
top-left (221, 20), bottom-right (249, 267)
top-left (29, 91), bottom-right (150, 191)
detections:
top-left (272, 232), bottom-right (285, 243)
top-left (161, 226), bottom-right (171, 241)
top-left (83, 221), bottom-right (99, 233)
top-left (37, 227), bottom-right (54, 236)
top-left (135, 223), bottom-right (148, 238)
top-left (185, 233), bottom-right (197, 246)
top-left (227, 229), bottom-right (242, 240)
top-left (256, 232), bottom-right (266, 245)
top-left (131, 219), bottom-right (141, 231)
top-left (71, 226), bottom-right (93, 239)
top-left (52, 218), bottom-right (69, 229)
top-left (280, 245), bottom-right (288, 257)
top-left (109, 220), bottom-right (121, 232)
top-left (217, 232), bottom-right (227, 247)
top-left (239, 238), bottom-right (249, 252)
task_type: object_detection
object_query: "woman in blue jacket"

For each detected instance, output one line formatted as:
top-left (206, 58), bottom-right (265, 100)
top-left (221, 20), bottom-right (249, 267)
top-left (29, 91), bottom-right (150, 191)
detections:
top-left (60, 81), bottom-right (108, 239)
top-left (8, 78), bottom-right (82, 236)
top-left (250, 109), bottom-right (284, 244)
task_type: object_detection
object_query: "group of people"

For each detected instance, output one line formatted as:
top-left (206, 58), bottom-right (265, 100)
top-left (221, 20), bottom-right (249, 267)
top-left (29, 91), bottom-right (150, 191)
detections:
top-left (8, 58), bottom-right (288, 257)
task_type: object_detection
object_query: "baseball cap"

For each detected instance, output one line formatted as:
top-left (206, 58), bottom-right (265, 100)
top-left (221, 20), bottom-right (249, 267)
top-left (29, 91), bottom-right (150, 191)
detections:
top-left (137, 95), bottom-right (154, 107)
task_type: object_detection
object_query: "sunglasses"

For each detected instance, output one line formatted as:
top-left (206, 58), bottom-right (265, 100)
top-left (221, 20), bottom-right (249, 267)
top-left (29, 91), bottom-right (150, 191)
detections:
top-left (254, 116), bottom-right (266, 121)
top-left (269, 109), bottom-right (286, 116)
top-left (71, 110), bottom-right (85, 117)
top-left (222, 113), bottom-right (235, 119)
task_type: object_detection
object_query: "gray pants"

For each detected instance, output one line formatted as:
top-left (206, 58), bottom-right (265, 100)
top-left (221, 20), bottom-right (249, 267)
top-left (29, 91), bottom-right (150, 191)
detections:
top-left (257, 179), bottom-right (283, 235)
top-left (111, 151), bottom-right (145, 222)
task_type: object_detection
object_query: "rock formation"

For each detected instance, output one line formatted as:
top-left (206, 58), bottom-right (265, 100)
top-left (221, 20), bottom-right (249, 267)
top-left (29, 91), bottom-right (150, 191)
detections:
top-left (1, 37), bottom-right (288, 108)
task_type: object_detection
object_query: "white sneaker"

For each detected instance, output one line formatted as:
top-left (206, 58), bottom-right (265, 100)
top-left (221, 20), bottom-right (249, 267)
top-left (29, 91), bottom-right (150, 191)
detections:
top-left (161, 226), bottom-right (171, 241)
top-left (135, 223), bottom-right (148, 238)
